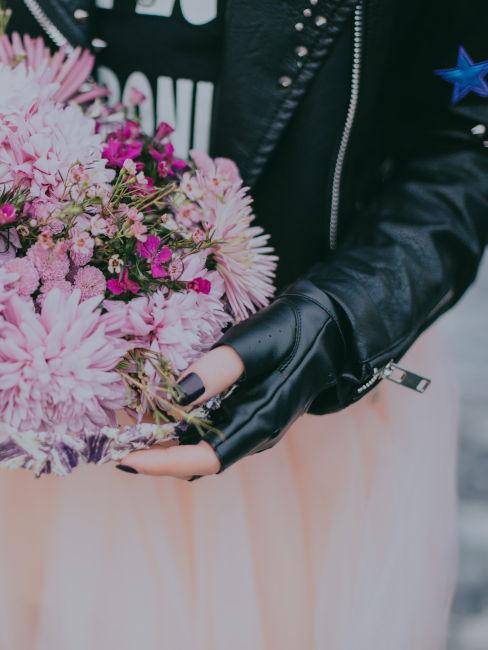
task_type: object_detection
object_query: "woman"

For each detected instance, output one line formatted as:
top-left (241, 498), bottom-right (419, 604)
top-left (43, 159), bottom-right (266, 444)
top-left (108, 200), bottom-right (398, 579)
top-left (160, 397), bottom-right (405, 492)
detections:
top-left (3, 0), bottom-right (487, 647)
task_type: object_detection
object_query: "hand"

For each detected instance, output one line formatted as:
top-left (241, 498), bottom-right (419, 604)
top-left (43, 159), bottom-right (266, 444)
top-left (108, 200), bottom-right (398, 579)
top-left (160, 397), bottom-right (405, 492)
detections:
top-left (116, 345), bottom-right (245, 478)
top-left (117, 279), bottom-right (345, 479)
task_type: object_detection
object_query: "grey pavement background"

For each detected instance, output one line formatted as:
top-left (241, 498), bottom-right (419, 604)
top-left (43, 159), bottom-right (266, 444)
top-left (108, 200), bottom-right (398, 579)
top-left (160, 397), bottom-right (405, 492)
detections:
top-left (445, 255), bottom-right (488, 649)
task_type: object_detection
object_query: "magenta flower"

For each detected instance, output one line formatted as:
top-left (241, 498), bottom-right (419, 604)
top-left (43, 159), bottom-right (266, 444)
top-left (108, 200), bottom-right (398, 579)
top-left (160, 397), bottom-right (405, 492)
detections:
top-left (151, 247), bottom-right (172, 278)
top-left (188, 277), bottom-right (212, 294)
top-left (120, 120), bottom-right (142, 140)
top-left (136, 235), bottom-right (161, 259)
top-left (135, 236), bottom-right (172, 278)
top-left (154, 121), bottom-right (174, 142)
top-left (107, 269), bottom-right (140, 296)
top-left (172, 159), bottom-right (187, 172)
top-left (149, 148), bottom-right (165, 163)
top-left (0, 203), bottom-right (16, 225)
top-left (157, 161), bottom-right (170, 178)
top-left (102, 138), bottom-right (143, 169)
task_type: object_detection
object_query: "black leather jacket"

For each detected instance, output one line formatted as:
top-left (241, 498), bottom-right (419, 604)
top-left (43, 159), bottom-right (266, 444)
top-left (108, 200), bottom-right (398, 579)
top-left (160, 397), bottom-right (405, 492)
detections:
top-left (9, 0), bottom-right (488, 469)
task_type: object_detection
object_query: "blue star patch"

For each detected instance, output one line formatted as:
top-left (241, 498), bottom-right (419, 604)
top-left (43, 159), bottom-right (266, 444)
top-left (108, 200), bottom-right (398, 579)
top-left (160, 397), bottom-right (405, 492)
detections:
top-left (434, 46), bottom-right (488, 104)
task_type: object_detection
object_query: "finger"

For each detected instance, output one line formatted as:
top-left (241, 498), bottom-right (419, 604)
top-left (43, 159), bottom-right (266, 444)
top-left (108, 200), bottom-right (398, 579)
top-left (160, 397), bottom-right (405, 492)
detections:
top-left (177, 345), bottom-right (244, 407)
top-left (116, 440), bottom-right (221, 478)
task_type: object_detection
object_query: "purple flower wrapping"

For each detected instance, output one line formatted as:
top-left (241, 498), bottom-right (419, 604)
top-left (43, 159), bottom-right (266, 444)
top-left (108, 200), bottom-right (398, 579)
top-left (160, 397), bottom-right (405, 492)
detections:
top-left (0, 423), bottom-right (178, 477)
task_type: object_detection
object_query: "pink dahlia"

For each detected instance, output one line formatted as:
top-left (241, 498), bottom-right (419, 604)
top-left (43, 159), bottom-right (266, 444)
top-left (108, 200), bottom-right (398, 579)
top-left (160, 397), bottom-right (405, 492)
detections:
top-left (0, 289), bottom-right (131, 435)
top-left (4, 257), bottom-right (39, 296)
top-left (0, 32), bottom-right (107, 104)
top-left (74, 265), bottom-right (106, 301)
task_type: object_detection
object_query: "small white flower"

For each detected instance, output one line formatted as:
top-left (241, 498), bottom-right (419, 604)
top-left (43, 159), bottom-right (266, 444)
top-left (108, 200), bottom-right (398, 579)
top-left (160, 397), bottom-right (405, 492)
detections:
top-left (136, 171), bottom-right (147, 185)
top-left (122, 159), bottom-right (137, 175)
top-left (108, 254), bottom-right (123, 274)
top-left (180, 173), bottom-right (203, 201)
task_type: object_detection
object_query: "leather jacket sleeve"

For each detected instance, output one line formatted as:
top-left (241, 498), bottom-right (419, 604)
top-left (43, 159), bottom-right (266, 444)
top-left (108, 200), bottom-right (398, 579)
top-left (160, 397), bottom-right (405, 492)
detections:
top-left (199, 1), bottom-right (488, 471)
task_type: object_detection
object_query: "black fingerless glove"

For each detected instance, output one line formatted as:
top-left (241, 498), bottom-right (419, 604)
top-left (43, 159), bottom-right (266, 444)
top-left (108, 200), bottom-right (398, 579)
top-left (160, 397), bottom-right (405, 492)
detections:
top-left (202, 279), bottom-right (347, 471)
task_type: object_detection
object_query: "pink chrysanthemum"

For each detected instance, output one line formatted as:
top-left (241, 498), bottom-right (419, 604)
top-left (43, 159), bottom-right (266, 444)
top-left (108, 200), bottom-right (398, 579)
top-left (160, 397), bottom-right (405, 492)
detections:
top-left (103, 297), bottom-right (155, 339)
top-left (4, 257), bottom-right (39, 296)
top-left (0, 289), bottom-right (131, 434)
top-left (27, 243), bottom-right (70, 281)
top-left (0, 62), bottom-right (114, 202)
top-left (0, 266), bottom-right (20, 312)
top-left (74, 265), bottom-right (106, 301)
top-left (0, 32), bottom-right (107, 104)
top-left (149, 288), bottom-right (231, 373)
top-left (184, 153), bottom-right (278, 321)
top-left (37, 279), bottom-right (73, 308)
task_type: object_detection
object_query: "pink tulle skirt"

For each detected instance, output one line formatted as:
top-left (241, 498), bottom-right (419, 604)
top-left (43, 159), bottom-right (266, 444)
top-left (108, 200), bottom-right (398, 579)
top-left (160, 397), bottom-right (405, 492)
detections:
top-left (0, 327), bottom-right (458, 650)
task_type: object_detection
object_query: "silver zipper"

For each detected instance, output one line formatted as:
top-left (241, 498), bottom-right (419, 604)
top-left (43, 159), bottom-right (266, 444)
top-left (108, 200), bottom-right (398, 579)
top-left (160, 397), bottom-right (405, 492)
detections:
top-left (22, 0), bottom-right (72, 50)
top-left (357, 360), bottom-right (431, 395)
top-left (329, 1), bottom-right (363, 250)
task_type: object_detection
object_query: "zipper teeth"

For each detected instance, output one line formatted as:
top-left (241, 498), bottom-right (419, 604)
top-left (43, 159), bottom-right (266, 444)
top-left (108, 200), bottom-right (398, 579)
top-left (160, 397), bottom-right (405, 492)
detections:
top-left (22, 0), bottom-right (72, 50)
top-left (329, 1), bottom-right (363, 250)
top-left (357, 366), bottom-right (381, 394)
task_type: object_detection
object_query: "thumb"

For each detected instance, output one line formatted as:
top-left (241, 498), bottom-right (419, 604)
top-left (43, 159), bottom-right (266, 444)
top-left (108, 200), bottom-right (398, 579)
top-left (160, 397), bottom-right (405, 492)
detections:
top-left (177, 345), bottom-right (244, 407)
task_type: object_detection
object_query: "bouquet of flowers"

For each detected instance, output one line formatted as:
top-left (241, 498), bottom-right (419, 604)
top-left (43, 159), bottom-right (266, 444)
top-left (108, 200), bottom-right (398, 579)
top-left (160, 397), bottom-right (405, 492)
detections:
top-left (0, 26), bottom-right (277, 476)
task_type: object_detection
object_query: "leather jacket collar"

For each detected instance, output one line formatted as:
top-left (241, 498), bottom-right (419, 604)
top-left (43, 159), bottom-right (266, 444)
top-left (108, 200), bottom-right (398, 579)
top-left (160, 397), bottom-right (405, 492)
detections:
top-left (21, 0), bottom-right (365, 186)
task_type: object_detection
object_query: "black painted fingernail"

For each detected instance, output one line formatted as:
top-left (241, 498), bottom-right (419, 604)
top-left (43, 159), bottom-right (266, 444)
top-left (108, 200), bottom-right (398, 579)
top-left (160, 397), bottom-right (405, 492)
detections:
top-left (116, 464), bottom-right (139, 474)
top-left (177, 372), bottom-right (205, 406)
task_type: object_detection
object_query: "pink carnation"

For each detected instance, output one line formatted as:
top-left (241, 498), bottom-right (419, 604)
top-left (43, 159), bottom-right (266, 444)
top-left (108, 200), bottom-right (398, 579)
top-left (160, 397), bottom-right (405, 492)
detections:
top-left (0, 203), bottom-right (16, 225)
top-left (70, 250), bottom-right (93, 267)
top-left (74, 265), bottom-right (106, 301)
top-left (4, 258), bottom-right (39, 296)
top-left (27, 243), bottom-right (70, 281)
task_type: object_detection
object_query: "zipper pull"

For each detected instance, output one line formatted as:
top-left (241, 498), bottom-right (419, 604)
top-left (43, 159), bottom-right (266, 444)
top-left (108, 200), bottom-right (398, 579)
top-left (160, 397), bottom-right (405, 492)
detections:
top-left (381, 362), bottom-right (431, 393)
